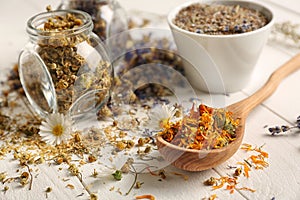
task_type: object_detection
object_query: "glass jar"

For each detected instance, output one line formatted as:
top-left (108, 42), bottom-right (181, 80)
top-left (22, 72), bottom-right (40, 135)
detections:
top-left (18, 10), bottom-right (113, 119)
top-left (58, 0), bottom-right (128, 41)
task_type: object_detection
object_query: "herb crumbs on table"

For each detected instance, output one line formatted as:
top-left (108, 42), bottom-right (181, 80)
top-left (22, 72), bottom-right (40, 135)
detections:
top-left (203, 143), bottom-right (268, 194)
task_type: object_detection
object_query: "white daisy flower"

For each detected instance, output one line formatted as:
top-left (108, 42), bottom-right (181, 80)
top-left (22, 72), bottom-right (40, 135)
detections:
top-left (39, 113), bottom-right (73, 146)
top-left (148, 103), bottom-right (177, 130)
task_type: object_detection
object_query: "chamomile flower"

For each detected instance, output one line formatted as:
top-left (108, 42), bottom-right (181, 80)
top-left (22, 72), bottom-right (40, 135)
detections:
top-left (39, 113), bottom-right (73, 146)
top-left (148, 103), bottom-right (178, 130)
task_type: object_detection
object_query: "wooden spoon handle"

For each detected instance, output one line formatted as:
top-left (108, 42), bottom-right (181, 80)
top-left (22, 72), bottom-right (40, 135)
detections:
top-left (229, 53), bottom-right (300, 115)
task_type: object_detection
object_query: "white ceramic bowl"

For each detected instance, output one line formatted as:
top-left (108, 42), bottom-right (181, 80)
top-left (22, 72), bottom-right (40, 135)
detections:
top-left (168, 0), bottom-right (274, 93)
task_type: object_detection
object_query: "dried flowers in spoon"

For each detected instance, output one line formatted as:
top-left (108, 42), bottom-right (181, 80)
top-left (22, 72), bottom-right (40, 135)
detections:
top-left (38, 113), bottom-right (73, 146)
top-left (159, 104), bottom-right (239, 150)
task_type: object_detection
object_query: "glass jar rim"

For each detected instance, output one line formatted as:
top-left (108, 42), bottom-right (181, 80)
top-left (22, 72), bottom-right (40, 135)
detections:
top-left (26, 9), bottom-right (93, 39)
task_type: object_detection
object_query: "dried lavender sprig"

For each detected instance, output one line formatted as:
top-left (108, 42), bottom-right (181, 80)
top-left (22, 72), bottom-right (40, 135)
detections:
top-left (268, 125), bottom-right (291, 135)
top-left (268, 115), bottom-right (300, 135)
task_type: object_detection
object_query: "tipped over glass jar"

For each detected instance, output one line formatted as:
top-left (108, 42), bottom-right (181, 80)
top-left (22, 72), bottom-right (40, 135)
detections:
top-left (18, 9), bottom-right (113, 119)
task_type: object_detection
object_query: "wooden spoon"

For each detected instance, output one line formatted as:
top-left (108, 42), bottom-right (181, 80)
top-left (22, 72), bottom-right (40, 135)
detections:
top-left (156, 53), bottom-right (300, 171)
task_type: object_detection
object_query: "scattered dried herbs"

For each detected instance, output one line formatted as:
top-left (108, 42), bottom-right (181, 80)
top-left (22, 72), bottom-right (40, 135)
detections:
top-left (204, 143), bottom-right (268, 194)
top-left (174, 3), bottom-right (268, 35)
top-left (0, 9), bottom-right (277, 200)
top-left (160, 104), bottom-right (239, 150)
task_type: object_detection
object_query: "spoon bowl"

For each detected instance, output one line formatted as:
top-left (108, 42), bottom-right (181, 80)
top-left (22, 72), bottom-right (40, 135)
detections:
top-left (157, 53), bottom-right (300, 171)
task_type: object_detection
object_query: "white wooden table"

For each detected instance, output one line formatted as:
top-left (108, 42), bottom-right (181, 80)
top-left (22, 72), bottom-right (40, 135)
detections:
top-left (0, 0), bottom-right (300, 199)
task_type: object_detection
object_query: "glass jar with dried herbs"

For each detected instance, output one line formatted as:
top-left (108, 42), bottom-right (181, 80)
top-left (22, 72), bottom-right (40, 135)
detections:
top-left (18, 9), bottom-right (113, 119)
top-left (58, 0), bottom-right (128, 41)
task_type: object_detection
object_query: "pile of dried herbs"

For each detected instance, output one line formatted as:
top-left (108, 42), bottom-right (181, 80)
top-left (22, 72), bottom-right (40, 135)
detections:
top-left (174, 3), bottom-right (269, 35)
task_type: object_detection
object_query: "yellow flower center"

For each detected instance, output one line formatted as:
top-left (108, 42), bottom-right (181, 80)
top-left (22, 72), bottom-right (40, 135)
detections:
top-left (159, 118), bottom-right (169, 128)
top-left (52, 124), bottom-right (64, 136)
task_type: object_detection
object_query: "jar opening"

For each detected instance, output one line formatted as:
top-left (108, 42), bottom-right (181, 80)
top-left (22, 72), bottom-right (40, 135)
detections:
top-left (27, 10), bottom-right (93, 40)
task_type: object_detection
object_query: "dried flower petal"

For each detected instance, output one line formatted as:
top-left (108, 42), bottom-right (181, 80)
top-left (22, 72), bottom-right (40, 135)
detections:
top-left (135, 194), bottom-right (156, 200)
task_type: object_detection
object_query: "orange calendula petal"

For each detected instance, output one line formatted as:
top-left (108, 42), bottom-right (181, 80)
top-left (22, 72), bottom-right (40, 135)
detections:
top-left (259, 150), bottom-right (269, 158)
top-left (213, 180), bottom-right (225, 190)
top-left (241, 143), bottom-right (253, 151)
top-left (135, 194), bottom-right (155, 200)
top-left (238, 187), bottom-right (256, 192)
top-left (243, 162), bottom-right (251, 178)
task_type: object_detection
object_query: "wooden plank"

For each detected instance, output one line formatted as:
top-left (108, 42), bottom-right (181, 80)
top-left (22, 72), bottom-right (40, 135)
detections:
top-left (219, 104), bottom-right (300, 199)
top-left (0, 154), bottom-right (90, 200)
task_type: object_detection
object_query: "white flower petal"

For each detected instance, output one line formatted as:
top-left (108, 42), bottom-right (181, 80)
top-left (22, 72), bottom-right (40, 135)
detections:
top-left (148, 103), bottom-right (177, 130)
top-left (38, 113), bottom-right (74, 146)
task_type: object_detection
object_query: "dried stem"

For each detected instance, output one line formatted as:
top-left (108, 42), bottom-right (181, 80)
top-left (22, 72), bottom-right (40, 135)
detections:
top-left (24, 163), bottom-right (33, 190)
top-left (125, 164), bottom-right (138, 196)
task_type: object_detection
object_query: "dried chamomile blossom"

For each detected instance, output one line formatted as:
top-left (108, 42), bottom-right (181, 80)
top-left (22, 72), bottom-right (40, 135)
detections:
top-left (3, 186), bottom-right (9, 192)
top-left (135, 181), bottom-right (144, 189)
top-left (137, 137), bottom-right (151, 146)
top-left (88, 154), bottom-right (97, 163)
top-left (20, 172), bottom-right (30, 186)
top-left (121, 158), bottom-right (134, 174)
top-left (115, 140), bottom-right (135, 151)
top-left (68, 164), bottom-right (80, 176)
top-left (39, 113), bottom-right (73, 146)
top-left (204, 177), bottom-right (217, 186)
top-left (90, 193), bottom-right (98, 200)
